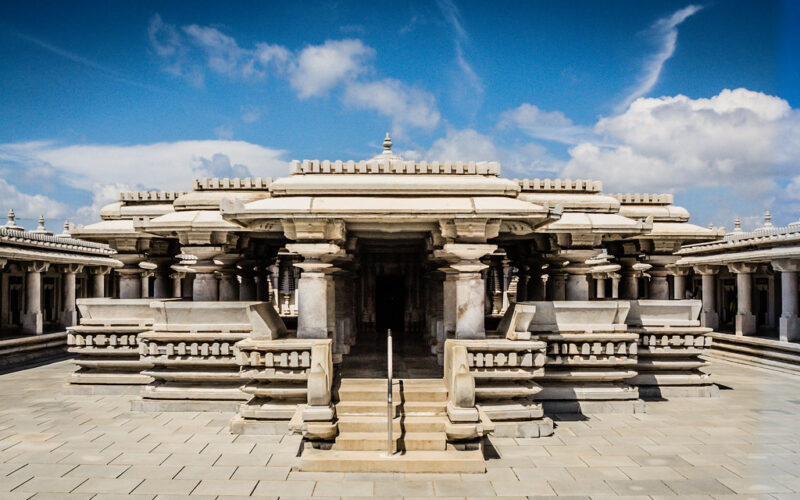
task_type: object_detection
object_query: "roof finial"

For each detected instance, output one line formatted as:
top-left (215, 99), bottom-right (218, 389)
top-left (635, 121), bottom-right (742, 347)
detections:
top-left (383, 132), bottom-right (392, 153)
top-left (764, 210), bottom-right (773, 228)
top-left (33, 215), bottom-right (47, 233)
top-left (60, 219), bottom-right (71, 238)
top-left (708, 222), bottom-right (714, 230)
top-left (733, 216), bottom-right (742, 232)
top-left (5, 209), bottom-right (23, 231)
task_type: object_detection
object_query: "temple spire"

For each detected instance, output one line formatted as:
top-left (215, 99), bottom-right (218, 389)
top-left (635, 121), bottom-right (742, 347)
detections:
top-left (5, 209), bottom-right (23, 231)
top-left (383, 132), bottom-right (392, 153)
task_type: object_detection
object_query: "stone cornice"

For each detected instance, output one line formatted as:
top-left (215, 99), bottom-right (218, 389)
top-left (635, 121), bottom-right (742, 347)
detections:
top-left (0, 226), bottom-right (115, 256)
top-left (290, 159), bottom-right (501, 176)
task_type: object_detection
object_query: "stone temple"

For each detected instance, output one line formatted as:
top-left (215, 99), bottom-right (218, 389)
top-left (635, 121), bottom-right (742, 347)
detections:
top-left (5, 134), bottom-right (789, 473)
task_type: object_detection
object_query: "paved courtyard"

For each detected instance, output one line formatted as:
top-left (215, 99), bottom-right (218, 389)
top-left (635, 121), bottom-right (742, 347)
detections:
top-left (0, 358), bottom-right (799, 499)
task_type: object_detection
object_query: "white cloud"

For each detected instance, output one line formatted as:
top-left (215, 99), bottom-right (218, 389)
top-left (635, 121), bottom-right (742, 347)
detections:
top-left (183, 24), bottom-right (263, 79)
top-left (0, 176), bottom-right (69, 224)
top-left (0, 140), bottom-right (288, 194)
top-left (562, 89), bottom-right (800, 198)
top-left (213, 125), bottom-right (234, 140)
top-left (343, 78), bottom-right (441, 135)
top-left (404, 128), bottom-right (562, 177)
top-left (436, 0), bottom-right (483, 100)
top-left (618, 4), bottom-right (703, 111)
top-left (289, 39), bottom-right (374, 98)
top-left (499, 103), bottom-right (591, 145)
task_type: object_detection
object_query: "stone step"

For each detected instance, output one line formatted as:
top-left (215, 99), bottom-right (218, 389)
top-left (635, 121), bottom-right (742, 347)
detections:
top-left (337, 415), bottom-right (447, 433)
top-left (335, 400), bottom-right (447, 416)
top-left (299, 448), bottom-right (485, 473)
top-left (333, 431), bottom-right (447, 451)
top-left (336, 380), bottom-right (447, 403)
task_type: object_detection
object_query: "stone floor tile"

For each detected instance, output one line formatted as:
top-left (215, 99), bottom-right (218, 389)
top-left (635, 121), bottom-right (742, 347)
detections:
top-left (13, 476), bottom-right (87, 493)
top-left (566, 466), bottom-right (628, 480)
top-left (119, 464), bottom-right (182, 479)
top-left (64, 463), bottom-right (129, 479)
top-left (606, 479), bottom-right (676, 495)
top-left (663, 479), bottom-right (737, 495)
top-left (619, 465), bottom-right (686, 480)
top-left (174, 464), bottom-right (236, 479)
top-left (231, 465), bottom-right (290, 480)
top-left (92, 495), bottom-right (155, 500)
top-left (7, 462), bottom-right (76, 478)
top-left (25, 493), bottom-right (94, 499)
top-left (132, 478), bottom-right (200, 495)
top-left (434, 479), bottom-right (495, 496)
top-left (718, 477), bottom-right (794, 494)
top-left (547, 479), bottom-right (616, 496)
top-left (374, 480), bottom-right (434, 496)
top-left (161, 453), bottom-right (219, 467)
top-left (251, 479), bottom-right (315, 497)
top-left (313, 479), bottom-right (374, 496)
top-left (110, 452), bottom-right (170, 465)
top-left (513, 466), bottom-right (573, 481)
top-left (490, 478), bottom-right (553, 496)
top-left (214, 452), bottom-right (271, 466)
top-left (73, 477), bottom-right (144, 494)
top-left (192, 478), bottom-right (257, 496)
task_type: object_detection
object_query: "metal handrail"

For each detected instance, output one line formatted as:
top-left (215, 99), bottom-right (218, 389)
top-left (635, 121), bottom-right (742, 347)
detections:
top-left (386, 328), bottom-right (393, 456)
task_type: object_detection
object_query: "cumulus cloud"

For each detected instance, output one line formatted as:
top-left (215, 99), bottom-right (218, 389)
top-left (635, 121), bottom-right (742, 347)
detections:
top-left (289, 39), bottom-right (374, 98)
top-left (147, 16), bottom-right (439, 132)
top-left (618, 4), bottom-right (703, 111)
top-left (193, 153), bottom-right (252, 179)
top-left (560, 86), bottom-right (800, 225)
top-left (0, 176), bottom-right (69, 225)
top-left (343, 78), bottom-right (441, 135)
top-left (499, 103), bottom-right (591, 145)
top-left (0, 140), bottom-right (288, 194)
top-left (404, 128), bottom-right (562, 177)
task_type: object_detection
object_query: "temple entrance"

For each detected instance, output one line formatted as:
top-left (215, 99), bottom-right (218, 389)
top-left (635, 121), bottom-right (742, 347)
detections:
top-left (375, 275), bottom-right (405, 335)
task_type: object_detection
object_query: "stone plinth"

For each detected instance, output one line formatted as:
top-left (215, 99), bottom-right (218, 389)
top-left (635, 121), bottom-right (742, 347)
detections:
top-left (230, 338), bottom-right (333, 438)
top-left (627, 300), bottom-right (716, 398)
top-left (525, 301), bottom-right (644, 414)
top-left (134, 301), bottom-right (286, 411)
top-left (66, 298), bottom-right (168, 395)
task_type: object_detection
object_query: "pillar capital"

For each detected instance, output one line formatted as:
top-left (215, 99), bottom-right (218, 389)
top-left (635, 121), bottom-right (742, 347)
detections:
top-left (441, 242), bottom-right (497, 263)
top-left (58, 263), bottom-right (84, 274)
top-left (667, 265), bottom-right (692, 276)
top-left (0, 258), bottom-right (6, 269)
top-left (772, 259), bottom-right (800, 273)
top-left (692, 264), bottom-right (719, 276)
top-left (25, 261), bottom-right (49, 274)
top-left (727, 262), bottom-right (760, 274)
top-left (286, 243), bottom-right (341, 262)
top-left (87, 265), bottom-right (112, 276)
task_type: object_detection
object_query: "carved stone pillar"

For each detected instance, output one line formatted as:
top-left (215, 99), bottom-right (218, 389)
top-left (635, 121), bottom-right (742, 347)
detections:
top-left (152, 259), bottom-right (172, 299)
top-left (546, 271), bottom-right (566, 301)
top-left (728, 262), bottom-right (758, 336)
top-left (288, 243), bottom-right (340, 339)
top-left (116, 254), bottom-right (145, 299)
top-left (515, 264), bottom-right (529, 302)
top-left (670, 267), bottom-right (691, 300)
top-left (443, 243), bottom-right (497, 339)
top-left (22, 261), bottom-right (48, 334)
top-left (528, 266), bottom-right (546, 301)
top-left (170, 272), bottom-right (184, 298)
top-left (238, 265), bottom-right (257, 301)
top-left (694, 265), bottom-right (719, 330)
top-left (773, 259), bottom-right (800, 341)
top-left (88, 267), bottom-right (109, 298)
top-left (647, 266), bottom-right (670, 300)
top-left (214, 254), bottom-right (240, 302)
top-left (562, 250), bottom-right (596, 301)
top-left (441, 268), bottom-right (458, 338)
top-left (60, 264), bottom-right (83, 327)
top-left (180, 246), bottom-right (223, 302)
top-left (140, 270), bottom-right (153, 298)
top-left (611, 273), bottom-right (620, 299)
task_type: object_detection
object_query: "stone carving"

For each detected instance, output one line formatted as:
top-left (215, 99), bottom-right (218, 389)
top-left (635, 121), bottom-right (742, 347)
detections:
top-left (627, 300), bottom-right (716, 398)
top-left (66, 298), bottom-right (170, 394)
top-left (133, 301), bottom-right (285, 411)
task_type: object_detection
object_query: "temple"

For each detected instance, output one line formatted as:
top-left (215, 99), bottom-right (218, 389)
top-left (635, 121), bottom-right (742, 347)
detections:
top-left (1, 135), bottom-right (754, 471)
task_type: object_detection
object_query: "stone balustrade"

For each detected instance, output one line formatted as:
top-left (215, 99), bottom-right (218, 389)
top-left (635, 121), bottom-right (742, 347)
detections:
top-left (231, 338), bottom-right (334, 439)
top-left (525, 301), bottom-right (644, 414)
top-left (133, 301), bottom-right (286, 411)
top-left (626, 300), bottom-right (716, 398)
top-left (66, 298), bottom-right (170, 394)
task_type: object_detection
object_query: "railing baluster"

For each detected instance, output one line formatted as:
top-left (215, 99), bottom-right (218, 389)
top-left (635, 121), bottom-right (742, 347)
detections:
top-left (387, 328), bottom-right (393, 456)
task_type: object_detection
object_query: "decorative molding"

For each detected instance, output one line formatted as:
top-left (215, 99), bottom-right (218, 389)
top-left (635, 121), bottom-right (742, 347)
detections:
top-left (517, 178), bottom-right (602, 193)
top-left (192, 178), bottom-right (271, 190)
top-left (290, 159), bottom-right (501, 176)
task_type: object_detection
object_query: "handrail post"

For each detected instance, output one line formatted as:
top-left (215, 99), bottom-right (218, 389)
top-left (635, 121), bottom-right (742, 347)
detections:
top-left (386, 328), bottom-right (393, 456)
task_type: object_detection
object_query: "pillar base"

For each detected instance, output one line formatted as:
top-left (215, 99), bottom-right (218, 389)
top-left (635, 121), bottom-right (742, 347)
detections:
top-left (22, 312), bottom-right (43, 334)
top-left (735, 313), bottom-right (756, 336)
top-left (60, 309), bottom-right (77, 328)
top-left (701, 311), bottom-right (719, 330)
top-left (779, 316), bottom-right (800, 342)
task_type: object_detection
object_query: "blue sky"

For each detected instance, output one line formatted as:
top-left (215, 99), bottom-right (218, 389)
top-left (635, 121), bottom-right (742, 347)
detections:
top-left (0, 0), bottom-right (797, 231)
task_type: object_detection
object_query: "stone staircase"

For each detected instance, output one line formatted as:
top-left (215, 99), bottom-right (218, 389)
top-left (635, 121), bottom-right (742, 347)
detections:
top-left (299, 378), bottom-right (485, 473)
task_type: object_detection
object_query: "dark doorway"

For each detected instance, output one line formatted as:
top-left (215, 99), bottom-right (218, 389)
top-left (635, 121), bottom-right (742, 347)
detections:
top-left (376, 275), bottom-right (405, 334)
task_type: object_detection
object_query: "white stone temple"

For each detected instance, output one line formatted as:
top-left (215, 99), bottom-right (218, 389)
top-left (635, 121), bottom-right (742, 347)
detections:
top-left (4, 134), bottom-right (777, 472)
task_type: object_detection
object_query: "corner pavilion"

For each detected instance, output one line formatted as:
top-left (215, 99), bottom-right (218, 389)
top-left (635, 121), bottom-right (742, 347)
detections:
top-left (65, 134), bottom-right (721, 472)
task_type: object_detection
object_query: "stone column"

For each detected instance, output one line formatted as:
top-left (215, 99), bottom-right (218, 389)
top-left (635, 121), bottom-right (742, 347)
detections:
top-left (22, 262), bottom-right (48, 334)
top-left (566, 272), bottom-right (590, 301)
top-left (670, 267), bottom-right (691, 300)
top-left (238, 266), bottom-right (257, 301)
top-left (88, 267), bottom-right (109, 298)
top-left (729, 263), bottom-right (758, 336)
top-left (180, 246), bottom-right (223, 302)
top-left (694, 265), bottom-right (720, 330)
top-left (441, 268), bottom-right (458, 338)
top-left (772, 259), bottom-right (800, 341)
top-left (595, 275), bottom-right (606, 299)
top-left (170, 272), bottom-right (184, 298)
top-left (288, 243), bottom-right (339, 339)
top-left (647, 266), bottom-right (670, 300)
top-left (60, 264), bottom-right (83, 327)
top-left (546, 271), bottom-right (567, 301)
top-left (611, 273), bottom-right (620, 298)
top-left (152, 260), bottom-right (172, 299)
top-left (528, 267), bottom-right (546, 301)
top-left (214, 254), bottom-right (240, 302)
top-left (443, 243), bottom-right (497, 339)
top-left (140, 271), bottom-right (153, 298)
top-left (515, 264), bottom-right (529, 302)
